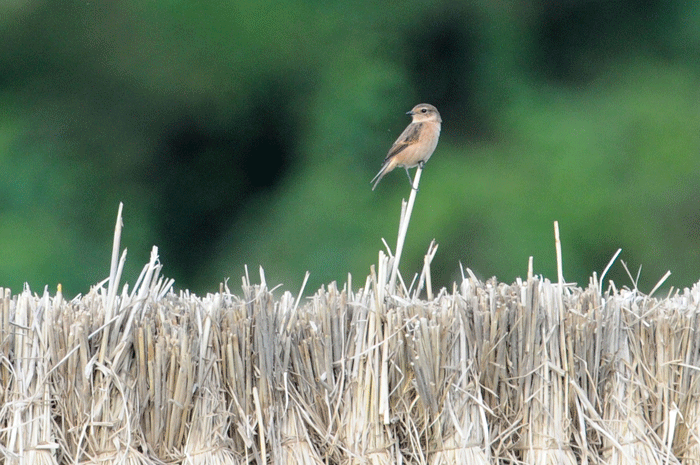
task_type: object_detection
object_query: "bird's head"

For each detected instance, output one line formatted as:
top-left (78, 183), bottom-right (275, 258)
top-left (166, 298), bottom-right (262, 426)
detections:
top-left (407, 104), bottom-right (442, 123)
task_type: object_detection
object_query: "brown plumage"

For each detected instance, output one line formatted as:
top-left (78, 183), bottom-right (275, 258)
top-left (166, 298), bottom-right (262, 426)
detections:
top-left (371, 104), bottom-right (442, 190)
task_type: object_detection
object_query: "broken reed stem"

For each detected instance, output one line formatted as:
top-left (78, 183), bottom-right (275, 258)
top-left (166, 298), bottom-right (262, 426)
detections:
top-left (554, 220), bottom-right (564, 286)
top-left (98, 201), bottom-right (124, 367)
top-left (389, 166), bottom-right (422, 293)
top-left (415, 239), bottom-right (438, 300)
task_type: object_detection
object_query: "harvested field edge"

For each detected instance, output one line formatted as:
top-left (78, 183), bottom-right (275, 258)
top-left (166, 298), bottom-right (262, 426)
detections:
top-left (1, 209), bottom-right (699, 464)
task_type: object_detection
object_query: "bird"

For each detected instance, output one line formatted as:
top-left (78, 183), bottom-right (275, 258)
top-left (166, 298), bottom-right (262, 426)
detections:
top-left (371, 103), bottom-right (442, 191)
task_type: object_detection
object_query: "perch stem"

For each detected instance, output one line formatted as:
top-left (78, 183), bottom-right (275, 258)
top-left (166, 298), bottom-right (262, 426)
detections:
top-left (389, 166), bottom-right (423, 293)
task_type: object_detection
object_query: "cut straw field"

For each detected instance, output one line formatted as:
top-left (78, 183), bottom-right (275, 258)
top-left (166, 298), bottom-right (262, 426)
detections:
top-left (2, 205), bottom-right (700, 464)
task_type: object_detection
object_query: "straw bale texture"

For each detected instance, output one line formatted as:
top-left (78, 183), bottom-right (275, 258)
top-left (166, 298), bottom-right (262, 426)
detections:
top-left (1, 251), bottom-right (700, 464)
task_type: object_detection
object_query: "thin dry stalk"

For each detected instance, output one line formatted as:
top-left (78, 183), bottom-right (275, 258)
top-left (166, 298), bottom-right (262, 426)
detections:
top-left (183, 295), bottom-right (239, 465)
top-left (389, 166), bottom-right (423, 293)
top-left (405, 293), bottom-right (490, 465)
top-left (4, 289), bottom-right (58, 465)
top-left (673, 288), bottom-right (700, 463)
top-left (276, 404), bottom-right (325, 465)
top-left (281, 282), bottom-right (348, 464)
top-left (600, 293), bottom-right (667, 465)
top-left (338, 255), bottom-right (400, 464)
top-left (512, 278), bottom-right (578, 465)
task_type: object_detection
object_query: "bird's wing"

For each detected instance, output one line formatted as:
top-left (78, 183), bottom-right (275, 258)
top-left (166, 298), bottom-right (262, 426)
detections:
top-left (384, 123), bottom-right (423, 161)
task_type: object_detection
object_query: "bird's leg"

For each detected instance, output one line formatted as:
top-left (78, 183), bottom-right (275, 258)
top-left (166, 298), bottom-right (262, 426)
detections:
top-left (404, 167), bottom-right (418, 190)
top-left (409, 162), bottom-right (426, 190)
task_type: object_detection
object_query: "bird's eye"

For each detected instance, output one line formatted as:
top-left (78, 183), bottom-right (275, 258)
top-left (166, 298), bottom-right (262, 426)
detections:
top-left (421, 108), bottom-right (427, 113)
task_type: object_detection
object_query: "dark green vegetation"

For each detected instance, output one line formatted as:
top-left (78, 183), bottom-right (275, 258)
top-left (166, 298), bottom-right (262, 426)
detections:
top-left (1, 1), bottom-right (699, 296)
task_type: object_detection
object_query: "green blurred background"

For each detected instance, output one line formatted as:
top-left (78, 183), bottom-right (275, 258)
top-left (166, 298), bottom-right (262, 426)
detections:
top-left (1, 0), bottom-right (699, 297)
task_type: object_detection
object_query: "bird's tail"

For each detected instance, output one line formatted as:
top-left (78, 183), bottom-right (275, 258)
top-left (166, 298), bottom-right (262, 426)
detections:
top-left (370, 160), bottom-right (391, 191)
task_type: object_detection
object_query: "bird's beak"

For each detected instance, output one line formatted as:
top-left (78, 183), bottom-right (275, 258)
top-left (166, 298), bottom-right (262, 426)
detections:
top-left (406, 110), bottom-right (414, 115)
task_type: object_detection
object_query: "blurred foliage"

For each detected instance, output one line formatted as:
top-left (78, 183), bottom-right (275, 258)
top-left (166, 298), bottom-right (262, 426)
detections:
top-left (0, 0), bottom-right (699, 296)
